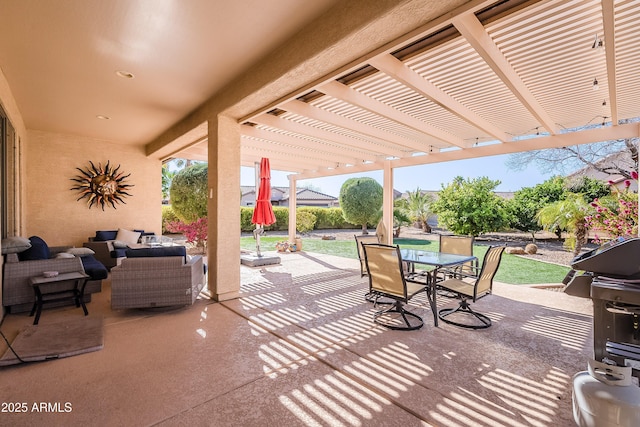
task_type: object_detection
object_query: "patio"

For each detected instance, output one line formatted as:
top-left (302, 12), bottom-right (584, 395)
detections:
top-left (0, 250), bottom-right (592, 426)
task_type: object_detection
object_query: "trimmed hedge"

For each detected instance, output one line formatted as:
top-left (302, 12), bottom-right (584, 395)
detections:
top-left (240, 206), bottom-right (356, 232)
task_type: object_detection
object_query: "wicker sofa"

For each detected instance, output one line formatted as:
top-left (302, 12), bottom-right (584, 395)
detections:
top-left (83, 229), bottom-right (155, 270)
top-left (110, 247), bottom-right (205, 310)
top-left (2, 236), bottom-right (107, 313)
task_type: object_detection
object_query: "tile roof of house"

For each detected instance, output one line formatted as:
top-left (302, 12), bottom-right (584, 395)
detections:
top-left (240, 186), bottom-right (337, 201)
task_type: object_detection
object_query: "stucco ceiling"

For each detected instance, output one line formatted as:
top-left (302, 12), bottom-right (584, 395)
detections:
top-left (0, 0), bottom-right (341, 144)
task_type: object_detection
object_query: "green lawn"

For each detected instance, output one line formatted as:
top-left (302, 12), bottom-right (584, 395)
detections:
top-left (240, 236), bottom-right (570, 285)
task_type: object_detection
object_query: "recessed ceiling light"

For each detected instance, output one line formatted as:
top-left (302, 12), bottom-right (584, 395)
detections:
top-left (96, 115), bottom-right (111, 120)
top-left (115, 70), bottom-right (135, 79)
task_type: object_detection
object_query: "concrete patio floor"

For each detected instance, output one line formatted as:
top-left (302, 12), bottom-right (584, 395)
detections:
top-left (0, 251), bottom-right (593, 426)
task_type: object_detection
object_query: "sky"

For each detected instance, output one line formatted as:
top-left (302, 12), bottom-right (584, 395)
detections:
top-left (240, 153), bottom-right (555, 197)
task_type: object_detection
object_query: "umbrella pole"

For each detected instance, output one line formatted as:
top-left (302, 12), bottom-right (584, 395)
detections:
top-left (254, 161), bottom-right (262, 257)
top-left (256, 227), bottom-right (262, 257)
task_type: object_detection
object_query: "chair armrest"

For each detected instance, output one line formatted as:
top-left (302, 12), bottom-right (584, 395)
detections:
top-left (50, 246), bottom-right (73, 256)
top-left (439, 265), bottom-right (480, 280)
top-left (83, 240), bottom-right (116, 269)
top-left (83, 240), bottom-right (114, 252)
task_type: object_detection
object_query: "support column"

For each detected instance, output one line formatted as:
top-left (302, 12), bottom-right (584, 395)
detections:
top-left (207, 115), bottom-right (241, 301)
top-left (288, 175), bottom-right (297, 243)
top-left (382, 160), bottom-right (394, 245)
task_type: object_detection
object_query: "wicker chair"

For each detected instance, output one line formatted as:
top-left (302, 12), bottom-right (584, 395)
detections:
top-left (362, 243), bottom-right (430, 330)
top-left (110, 254), bottom-right (205, 309)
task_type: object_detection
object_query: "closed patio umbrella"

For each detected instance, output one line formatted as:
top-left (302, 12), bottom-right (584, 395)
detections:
top-left (251, 158), bottom-right (276, 256)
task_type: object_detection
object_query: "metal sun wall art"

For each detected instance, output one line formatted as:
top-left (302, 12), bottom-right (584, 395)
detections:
top-left (71, 161), bottom-right (133, 210)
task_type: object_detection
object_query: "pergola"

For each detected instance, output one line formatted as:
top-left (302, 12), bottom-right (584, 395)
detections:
top-left (147, 0), bottom-right (640, 300)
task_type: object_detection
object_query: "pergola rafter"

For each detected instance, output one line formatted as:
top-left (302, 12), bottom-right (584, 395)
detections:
top-left (171, 0), bottom-right (640, 189)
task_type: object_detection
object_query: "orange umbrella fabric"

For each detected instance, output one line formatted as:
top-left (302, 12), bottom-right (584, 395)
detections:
top-left (251, 158), bottom-right (276, 226)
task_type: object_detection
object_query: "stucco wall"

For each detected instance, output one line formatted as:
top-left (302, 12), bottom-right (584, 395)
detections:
top-left (24, 130), bottom-right (161, 247)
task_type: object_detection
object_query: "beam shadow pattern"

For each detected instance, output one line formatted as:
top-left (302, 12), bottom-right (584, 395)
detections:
top-left (521, 314), bottom-right (592, 351)
top-left (236, 267), bottom-right (587, 425)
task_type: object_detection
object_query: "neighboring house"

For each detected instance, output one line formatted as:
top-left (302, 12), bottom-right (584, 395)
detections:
top-left (566, 150), bottom-right (638, 192)
top-left (240, 186), bottom-right (338, 208)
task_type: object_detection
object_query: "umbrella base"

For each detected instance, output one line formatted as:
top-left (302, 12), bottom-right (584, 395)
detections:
top-left (240, 253), bottom-right (281, 267)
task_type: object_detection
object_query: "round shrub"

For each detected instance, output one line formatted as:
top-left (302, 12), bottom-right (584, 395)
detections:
top-left (170, 163), bottom-right (208, 223)
top-left (339, 177), bottom-right (383, 232)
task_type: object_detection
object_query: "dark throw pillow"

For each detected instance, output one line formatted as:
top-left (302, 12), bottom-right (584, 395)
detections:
top-left (19, 235), bottom-right (50, 261)
top-left (125, 246), bottom-right (187, 261)
top-left (95, 230), bottom-right (118, 242)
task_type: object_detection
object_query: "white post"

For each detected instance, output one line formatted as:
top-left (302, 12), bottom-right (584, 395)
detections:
top-left (288, 175), bottom-right (297, 244)
top-left (382, 160), bottom-right (394, 245)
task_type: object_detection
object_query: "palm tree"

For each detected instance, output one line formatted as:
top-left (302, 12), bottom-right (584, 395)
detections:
top-left (537, 193), bottom-right (590, 256)
top-left (399, 188), bottom-right (434, 232)
top-left (393, 208), bottom-right (411, 238)
top-left (161, 164), bottom-right (175, 201)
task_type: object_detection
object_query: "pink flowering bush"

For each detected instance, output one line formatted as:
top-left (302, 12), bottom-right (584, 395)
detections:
top-left (584, 171), bottom-right (638, 243)
top-left (165, 217), bottom-right (208, 253)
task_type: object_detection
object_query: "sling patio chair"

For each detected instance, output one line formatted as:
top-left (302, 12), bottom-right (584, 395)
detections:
top-left (354, 234), bottom-right (380, 277)
top-left (355, 234), bottom-right (386, 304)
top-left (437, 245), bottom-right (505, 329)
top-left (362, 243), bottom-right (431, 330)
top-left (438, 234), bottom-right (477, 280)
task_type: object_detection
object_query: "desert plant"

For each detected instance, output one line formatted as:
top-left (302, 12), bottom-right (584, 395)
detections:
top-left (537, 193), bottom-right (590, 255)
top-left (161, 164), bottom-right (175, 201)
top-left (393, 208), bottom-right (411, 238)
top-left (398, 188), bottom-right (434, 232)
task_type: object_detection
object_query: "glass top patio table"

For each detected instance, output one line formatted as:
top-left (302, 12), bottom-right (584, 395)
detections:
top-left (399, 249), bottom-right (477, 268)
top-left (399, 249), bottom-right (477, 327)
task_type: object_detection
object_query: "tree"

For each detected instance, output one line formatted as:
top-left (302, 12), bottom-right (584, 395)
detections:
top-left (566, 176), bottom-right (611, 202)
top-left (169, 163), bottom-right (208, 222)
top-left (537, 193), bottom-right (590, 256)
top-left (505, 176), bottom-right (567, 240)
top-left (392, 208), bottom-right (411, 238)
top-left (506, 136), bottom-right (638, 180)
top-left (397, 188), bottom-right (434, 232)
top-left (298, 182), bottom-right (323, 193)
top-left (432, 176), bottom-right (508, 236)
top-left (161, 164), bottom-right (175, 201)
top-left (339, 177), bottom-right (383, 234)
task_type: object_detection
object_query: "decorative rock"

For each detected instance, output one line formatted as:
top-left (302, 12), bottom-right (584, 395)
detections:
top-left (506, 246), bottom-right (526, 255)
top-left (275, 241), bottom-right (290, 252)
top-left (525, 243), bottom-right (538, 254)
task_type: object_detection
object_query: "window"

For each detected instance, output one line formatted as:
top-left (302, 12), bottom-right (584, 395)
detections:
top-left (1, 104), bottom-right (17, 238)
